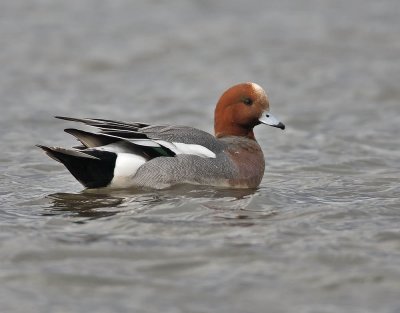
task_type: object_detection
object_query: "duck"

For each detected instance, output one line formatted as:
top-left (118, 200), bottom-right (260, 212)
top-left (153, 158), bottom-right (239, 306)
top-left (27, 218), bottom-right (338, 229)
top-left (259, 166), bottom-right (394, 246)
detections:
top-left (37, 82), bottom-right (285, 189)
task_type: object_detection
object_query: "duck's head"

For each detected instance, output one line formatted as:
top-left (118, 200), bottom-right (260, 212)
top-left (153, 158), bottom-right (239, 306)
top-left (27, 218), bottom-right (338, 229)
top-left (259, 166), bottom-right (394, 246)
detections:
top-left (214, 82), bottom-right (285, 140)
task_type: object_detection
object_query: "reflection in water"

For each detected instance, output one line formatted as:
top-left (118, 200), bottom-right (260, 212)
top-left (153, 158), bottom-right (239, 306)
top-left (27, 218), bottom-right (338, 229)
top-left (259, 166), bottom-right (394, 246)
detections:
top-left (155, 185), bottom-right (276, 226)
top-left (151, 184), bottom-right (257, 198)
top-left (44, 185), bottom-right (263, 222)
top-left (45, 192), bottom-right (124, 219)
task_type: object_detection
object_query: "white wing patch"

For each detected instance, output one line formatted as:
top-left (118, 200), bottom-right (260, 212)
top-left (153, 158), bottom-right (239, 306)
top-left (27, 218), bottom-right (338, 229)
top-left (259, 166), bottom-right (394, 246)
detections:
top-left (125, 139), bottom-right (216, 158)
top-left (155, 140), bottom-right (216, 158)
top-left (96, 142), bottom-right (134, 153)
top-left (94, 138), bottom-right (216, 186)
top-left (172, 142), bottom-right (216, 158)
top-left (127, 139), bottom-right (161, 147)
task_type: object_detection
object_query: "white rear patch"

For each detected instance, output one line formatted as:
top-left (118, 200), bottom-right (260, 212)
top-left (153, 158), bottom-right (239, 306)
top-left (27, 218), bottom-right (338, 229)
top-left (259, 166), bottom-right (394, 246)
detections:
top-left (110, 153), bottom-right (146, 187)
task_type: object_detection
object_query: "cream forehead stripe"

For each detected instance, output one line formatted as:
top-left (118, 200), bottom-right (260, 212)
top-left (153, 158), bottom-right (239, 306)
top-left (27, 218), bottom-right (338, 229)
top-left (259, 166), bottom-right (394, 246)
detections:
top-left (249, 82), bottom-right (266, 98)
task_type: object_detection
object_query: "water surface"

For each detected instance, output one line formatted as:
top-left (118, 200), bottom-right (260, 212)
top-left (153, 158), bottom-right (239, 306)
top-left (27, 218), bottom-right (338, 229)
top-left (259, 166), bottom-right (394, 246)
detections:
top-left (1, 1), bottom-right (400, 312)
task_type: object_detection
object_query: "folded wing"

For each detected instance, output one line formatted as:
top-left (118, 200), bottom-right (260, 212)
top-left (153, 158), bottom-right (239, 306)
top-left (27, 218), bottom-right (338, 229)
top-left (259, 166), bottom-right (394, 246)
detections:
top-left (38, 116), bottom-right (223, 188)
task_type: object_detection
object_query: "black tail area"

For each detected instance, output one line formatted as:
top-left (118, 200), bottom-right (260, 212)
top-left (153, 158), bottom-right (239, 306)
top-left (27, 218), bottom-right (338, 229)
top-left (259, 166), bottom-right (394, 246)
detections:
top-left (37, 145), bottom-right (117, 188)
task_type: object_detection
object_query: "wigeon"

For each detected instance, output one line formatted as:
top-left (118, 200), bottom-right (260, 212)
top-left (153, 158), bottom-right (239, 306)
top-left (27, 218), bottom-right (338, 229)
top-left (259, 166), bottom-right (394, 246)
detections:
top-left (37, 82), bottom-right (285, 189)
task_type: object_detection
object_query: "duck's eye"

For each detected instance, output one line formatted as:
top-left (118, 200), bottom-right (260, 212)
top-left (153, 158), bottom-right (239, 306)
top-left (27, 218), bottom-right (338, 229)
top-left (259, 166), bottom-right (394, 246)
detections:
top-left (243, 98), bottom-right (253, 106)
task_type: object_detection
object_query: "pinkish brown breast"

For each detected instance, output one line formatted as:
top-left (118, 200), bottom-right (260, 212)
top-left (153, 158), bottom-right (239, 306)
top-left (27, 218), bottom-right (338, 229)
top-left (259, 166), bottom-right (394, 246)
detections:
top-left (221, 137), bottom-right (265, 188)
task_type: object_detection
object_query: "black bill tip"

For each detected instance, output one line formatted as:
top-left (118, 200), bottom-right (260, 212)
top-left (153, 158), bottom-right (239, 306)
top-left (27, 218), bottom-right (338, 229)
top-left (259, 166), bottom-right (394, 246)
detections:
top-left (276, 122), bottom-right (285, 130)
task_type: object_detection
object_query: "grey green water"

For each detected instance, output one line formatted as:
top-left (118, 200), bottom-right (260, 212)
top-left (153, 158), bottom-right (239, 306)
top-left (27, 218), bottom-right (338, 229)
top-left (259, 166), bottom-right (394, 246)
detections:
top-left (1, 1), bottom-right (400, 312)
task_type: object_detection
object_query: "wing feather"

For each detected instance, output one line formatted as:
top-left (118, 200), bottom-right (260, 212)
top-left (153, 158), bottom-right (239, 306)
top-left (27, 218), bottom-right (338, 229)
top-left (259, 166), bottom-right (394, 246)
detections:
top-left (56, 116), bottom-right (225, 158)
